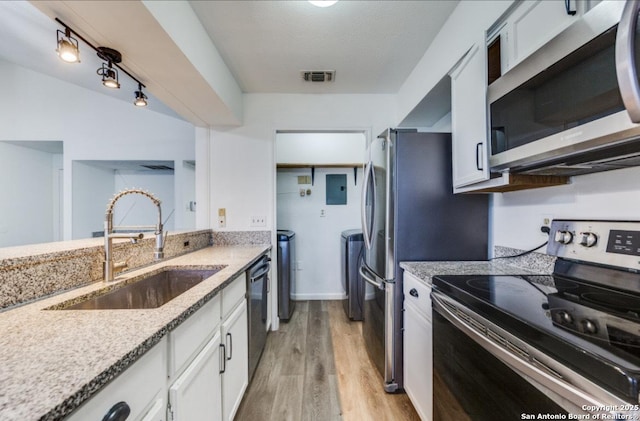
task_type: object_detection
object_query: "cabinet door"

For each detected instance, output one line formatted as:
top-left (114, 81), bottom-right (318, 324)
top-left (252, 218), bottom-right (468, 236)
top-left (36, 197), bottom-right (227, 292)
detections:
top-left (508, 0), bottom-right (580, 70)
top-left (403, 300), bottom-right (433, 421)
top-left (169, 332), bottom-right (223, 421)
top-left (221, 300), bottom-right (249, 421)
top-left (450, 40), bottom-right (490, 189)
top-left (139, 396), bottom-right (166, 421)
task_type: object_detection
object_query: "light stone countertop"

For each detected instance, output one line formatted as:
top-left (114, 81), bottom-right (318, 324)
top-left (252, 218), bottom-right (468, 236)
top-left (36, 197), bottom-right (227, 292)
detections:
top-left (400, 259), bottom-right (548, 286)
top-left (0, 244), bottom-right (270, 421)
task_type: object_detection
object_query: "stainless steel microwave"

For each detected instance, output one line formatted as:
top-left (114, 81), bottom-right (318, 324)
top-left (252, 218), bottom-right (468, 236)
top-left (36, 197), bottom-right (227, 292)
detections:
top-left (489, 0), bottom-right (640, 176)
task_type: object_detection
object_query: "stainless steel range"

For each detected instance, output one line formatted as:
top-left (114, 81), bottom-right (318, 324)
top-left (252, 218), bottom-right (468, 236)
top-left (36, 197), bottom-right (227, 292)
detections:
top-left (432, 220), bottom-right (640, 420)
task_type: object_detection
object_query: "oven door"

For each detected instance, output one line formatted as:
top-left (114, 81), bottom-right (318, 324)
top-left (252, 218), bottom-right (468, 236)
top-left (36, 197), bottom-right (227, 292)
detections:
top-left (431, 291), bottom-right (632, 420)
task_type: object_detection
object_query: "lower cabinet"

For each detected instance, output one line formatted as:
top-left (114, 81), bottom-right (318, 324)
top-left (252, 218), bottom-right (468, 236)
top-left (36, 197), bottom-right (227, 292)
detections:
top-left (167, 272), bottom-right (249, 421)
top-left (221, 300), bottom-right (248, 421)
top-left (66, 271), bottom-right (250, 421)
top-left (403, 271), bottom-right (433, 421)
top-left (169, 332), bottom-right (223, 420)
top-left (66, 337), bottom-right (168, 421)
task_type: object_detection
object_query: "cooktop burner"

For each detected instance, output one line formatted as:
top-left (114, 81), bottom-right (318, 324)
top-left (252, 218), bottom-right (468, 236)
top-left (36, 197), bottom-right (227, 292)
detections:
top-left (433, 273), bottom-right (640, 403)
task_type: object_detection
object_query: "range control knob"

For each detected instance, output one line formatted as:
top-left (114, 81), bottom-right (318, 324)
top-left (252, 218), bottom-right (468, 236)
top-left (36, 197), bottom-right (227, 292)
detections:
top-left (554, 230), bottom-right (573, 245)
top-left (552, 310), bottom-right (573, 324)
top-left (579, 319), bottom-right (598, 334)
top-left (579, 232), bottom-right (598, 248)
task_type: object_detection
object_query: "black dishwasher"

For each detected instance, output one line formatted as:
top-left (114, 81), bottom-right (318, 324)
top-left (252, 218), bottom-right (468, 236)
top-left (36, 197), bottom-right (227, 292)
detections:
top-left (246, 254), bottom-right (270, 381)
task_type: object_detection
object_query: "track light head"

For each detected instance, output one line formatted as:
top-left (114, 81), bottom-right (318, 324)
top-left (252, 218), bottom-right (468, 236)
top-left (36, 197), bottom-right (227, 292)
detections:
top-left (56, 29), bottom-right (79, 63)
top-left (97, 62), bottom-right (120, 89)
top-left (134, 84), bottom-right (148, 107)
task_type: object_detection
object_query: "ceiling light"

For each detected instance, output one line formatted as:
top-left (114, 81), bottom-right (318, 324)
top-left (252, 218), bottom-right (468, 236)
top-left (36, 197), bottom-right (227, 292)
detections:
top-left (97, 62), bottom-right (120, 89)
top-left (54, 19), bottom-right (149, 106)
top-left (134, 84), bottom-right (148, 107)
top-left (56, 28), bottom-right (79, 63)
top-left (308, 0), bottom-right (338, 7)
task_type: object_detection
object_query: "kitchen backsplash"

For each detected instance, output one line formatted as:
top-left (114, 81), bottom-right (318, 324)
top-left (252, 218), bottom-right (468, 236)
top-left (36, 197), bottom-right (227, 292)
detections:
top-left (493, 246), bottom-right (556, 274)
top-left (0, 230), bottom-right (213, 310)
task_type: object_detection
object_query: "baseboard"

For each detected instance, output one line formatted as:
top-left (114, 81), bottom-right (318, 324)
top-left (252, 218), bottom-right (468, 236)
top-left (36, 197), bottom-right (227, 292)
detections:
top-left (291, 292), bottom-right (347, 300)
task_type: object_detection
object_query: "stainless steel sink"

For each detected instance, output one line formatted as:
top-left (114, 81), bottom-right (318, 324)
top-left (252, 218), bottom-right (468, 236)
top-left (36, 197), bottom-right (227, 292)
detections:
top-left (57, 267), bottom-right (225, 310)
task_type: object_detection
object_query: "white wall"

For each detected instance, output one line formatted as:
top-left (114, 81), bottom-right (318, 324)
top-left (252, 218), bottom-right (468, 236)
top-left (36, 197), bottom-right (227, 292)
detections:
top-left (277, 167), bottom-right (362, 299)
top-left (113, 170), bottom-right (175, 230)
top-left (0, 61), bottom-right (195, 241)
top-left (0, 142), bottom-right (58, 247)
top-left (204, 93), bottom-right (395, 235)
top-left (72, 162), bottom-right (114, 239)
top-left (491, 166), bottom-right (640, 252)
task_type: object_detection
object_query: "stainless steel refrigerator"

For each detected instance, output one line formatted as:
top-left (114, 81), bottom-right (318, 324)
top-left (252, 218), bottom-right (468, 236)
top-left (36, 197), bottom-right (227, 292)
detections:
top-left (359, 129), bottom-right (488, 392)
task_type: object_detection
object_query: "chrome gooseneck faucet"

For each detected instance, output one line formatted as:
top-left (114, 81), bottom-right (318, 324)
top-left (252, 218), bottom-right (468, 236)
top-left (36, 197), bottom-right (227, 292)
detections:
top-left (104, 188), bottom-right (165, 282)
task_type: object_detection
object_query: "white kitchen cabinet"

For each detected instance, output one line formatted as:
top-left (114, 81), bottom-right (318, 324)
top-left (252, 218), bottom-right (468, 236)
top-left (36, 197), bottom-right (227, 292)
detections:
top-left (67, 337), bottom-right (168, 421)
top-left (403, 271), bottom-right (432, 421)
top-left (140, 395), bottom-right (167, 421)
top-left (501, 0), bottom-right (582, 73)
top-left (169, 294), bottom-right (221, 378)
top-left (169, 332), bottom-right (223, 421)
top-left (450, 37), bottom-right (490, 190)
top-left (221, 299), bottom-right (249, 421)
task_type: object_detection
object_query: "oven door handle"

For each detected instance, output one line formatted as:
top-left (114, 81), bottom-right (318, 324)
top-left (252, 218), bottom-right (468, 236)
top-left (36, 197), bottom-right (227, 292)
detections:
top-left (431, 291), bottom-right (625, 415)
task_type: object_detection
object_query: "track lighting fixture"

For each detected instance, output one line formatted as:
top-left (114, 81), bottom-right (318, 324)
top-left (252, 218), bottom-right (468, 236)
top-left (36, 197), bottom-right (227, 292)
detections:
top-left (134, 84), bottom-right (148, 107)
top-left (56, 28), bottom-right (80, 63)
top-left (96, 47), bottom-right (121, 89)
top-left (54, 19), bottom-right (148, 107)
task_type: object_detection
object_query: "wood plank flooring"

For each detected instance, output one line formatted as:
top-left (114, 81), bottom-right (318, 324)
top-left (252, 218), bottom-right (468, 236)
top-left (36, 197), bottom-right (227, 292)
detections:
top-left (235, 300), bottom-right (419, 421)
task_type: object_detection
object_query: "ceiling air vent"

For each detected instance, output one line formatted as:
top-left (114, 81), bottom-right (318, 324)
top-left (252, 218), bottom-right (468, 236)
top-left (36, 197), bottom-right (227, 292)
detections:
top-left (301, 70), bottom-right (335, 82)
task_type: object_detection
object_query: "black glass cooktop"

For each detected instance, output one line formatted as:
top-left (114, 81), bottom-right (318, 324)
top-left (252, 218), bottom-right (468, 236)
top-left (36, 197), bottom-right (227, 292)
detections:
top-left (432, 274), bottom-right (640, 402)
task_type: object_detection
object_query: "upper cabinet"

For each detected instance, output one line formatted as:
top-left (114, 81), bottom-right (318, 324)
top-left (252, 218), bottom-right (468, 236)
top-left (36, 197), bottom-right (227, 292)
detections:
top-left (495, 0), bottom-right (586, 74)
top-left (450, 38), bottom-right (490, 189)
top-left (448, 0), bottom-right (596, 193)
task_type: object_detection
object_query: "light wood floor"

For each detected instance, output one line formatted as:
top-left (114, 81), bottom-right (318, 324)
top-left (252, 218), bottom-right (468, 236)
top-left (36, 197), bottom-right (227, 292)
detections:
top-left (235, 300), bottom-right (419, 421)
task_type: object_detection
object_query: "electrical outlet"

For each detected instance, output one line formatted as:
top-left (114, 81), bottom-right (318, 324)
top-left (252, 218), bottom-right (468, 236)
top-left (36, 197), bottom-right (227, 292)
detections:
top-left (320, 209), bottom-right (326, 217)
top-left (218, 208), bottom-right (226, 228)
top-left (251, 216), bottom-right (266, 227)
top-left (541, 214), bottom-right (553, 235)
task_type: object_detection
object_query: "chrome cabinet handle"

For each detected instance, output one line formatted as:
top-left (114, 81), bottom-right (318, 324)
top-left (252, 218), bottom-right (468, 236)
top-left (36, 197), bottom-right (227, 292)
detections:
top-left (409, 288), bottom-right (419, 298)
top-left (219, 343), bottom-right (226, 374)
top-left (616, 0), bottom-right (640, 123)
top-left (226, 332), bottom-right (233, 361)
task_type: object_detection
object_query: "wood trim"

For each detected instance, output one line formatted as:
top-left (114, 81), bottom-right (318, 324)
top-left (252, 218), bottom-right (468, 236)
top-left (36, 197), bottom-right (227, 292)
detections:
top-left (462, 173), bottom-right (570, 193)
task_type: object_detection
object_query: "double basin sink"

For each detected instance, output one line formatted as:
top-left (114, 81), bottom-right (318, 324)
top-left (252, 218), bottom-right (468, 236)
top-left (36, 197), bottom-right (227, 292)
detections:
top-left (53, 266), bottom-right (226, 310)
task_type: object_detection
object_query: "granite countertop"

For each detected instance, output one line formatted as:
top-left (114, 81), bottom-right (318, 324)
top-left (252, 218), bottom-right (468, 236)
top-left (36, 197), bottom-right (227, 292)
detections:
top-left (400, 259), bottom-right (549, 286)
top-left (0, 244), bottom-right (270, 421)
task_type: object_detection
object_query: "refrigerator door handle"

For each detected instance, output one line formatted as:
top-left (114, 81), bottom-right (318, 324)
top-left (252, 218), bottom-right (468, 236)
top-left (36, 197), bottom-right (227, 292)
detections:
top-left (361, 160), bottom-right (374, 250)
top-left (359, 265), bottom-right (384, 290)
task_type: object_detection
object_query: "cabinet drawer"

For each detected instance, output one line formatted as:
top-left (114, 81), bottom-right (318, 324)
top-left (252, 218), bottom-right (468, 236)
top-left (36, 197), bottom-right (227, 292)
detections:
top-left (169, 294), bottom-right (221, 378)
top-left (404, 272), bottom-right (432, 320)
top-left (222, 273), bottom-right (246, 318)
top-left (67, 338), bottom-right (167, 421)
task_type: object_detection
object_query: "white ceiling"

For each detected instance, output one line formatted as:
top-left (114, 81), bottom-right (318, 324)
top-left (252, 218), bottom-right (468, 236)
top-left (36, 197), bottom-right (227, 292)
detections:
top-left (0, 1), bottom-right (459, 124)
top-left (189, 0), bottom-right (459, 94)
